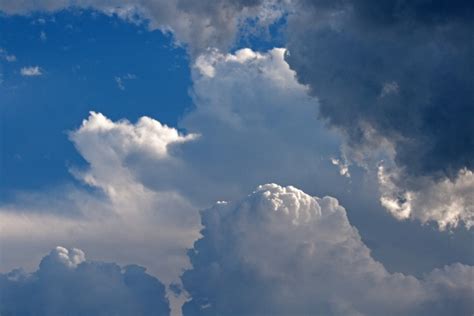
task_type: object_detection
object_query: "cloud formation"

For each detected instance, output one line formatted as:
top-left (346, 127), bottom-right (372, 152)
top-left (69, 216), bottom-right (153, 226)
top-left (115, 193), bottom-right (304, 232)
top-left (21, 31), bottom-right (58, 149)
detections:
top-left (134, 47), bottom-right (343, 205)
top-left (0, 112), bottom-right (201, 288)
top-left (284, 0), bottom-right (474, 229)
top-left (0, 46), bottom-right (339, 295)
top-left (0, 246), bottom-right (170, 316)
top-left (0, 0), bottom-right (283, 55)
top-left (20, 66), bottom-right (42, 76)
top-left (182, 184), bottom-right (474, 315)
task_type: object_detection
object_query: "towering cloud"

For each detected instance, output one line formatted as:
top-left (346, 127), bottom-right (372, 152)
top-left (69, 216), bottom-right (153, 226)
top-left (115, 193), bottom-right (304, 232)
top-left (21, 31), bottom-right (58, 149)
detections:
top-left (0, 112), bottom-right (201, 288)
top-left (284, 0), bottom-right (474, 229)
top-left (182, 184), bottom-right (474, 315)
top-left (0, 247), bottom-right (170, 316)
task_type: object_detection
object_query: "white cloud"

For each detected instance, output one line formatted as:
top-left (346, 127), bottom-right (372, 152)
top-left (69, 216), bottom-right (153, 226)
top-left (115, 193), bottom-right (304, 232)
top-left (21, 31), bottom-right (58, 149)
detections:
top-left (378, 165), bottom-right (474, 230)
top-left (182, 184), bottom-right (474, 315)
top-left (1, 47), bottom-right (470, 314)
top-left (20, 66), bottom-right (42, 76)
top-left (0, 112), bottom-right (201, 280)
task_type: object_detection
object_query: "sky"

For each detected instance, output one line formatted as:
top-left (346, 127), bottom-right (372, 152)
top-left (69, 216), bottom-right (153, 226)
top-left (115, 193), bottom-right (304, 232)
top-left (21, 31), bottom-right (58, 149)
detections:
top-left (0, 1), bottom-right (473, 316)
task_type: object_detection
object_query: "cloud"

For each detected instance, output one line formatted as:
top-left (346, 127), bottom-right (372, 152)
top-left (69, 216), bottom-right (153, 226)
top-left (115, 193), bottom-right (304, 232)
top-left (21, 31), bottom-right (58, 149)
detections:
top-left (284, 0), bottom-right (474, 229)
top-left (20, 66), bottom-right (42, 76)
top-left (2, 46), bottom-right (470, 285)
top-left (0, 112), bottom-right (201, 285)
top-left (378, 166), bottom-right (474, 230)
top-left (0, 0), bottom-right (284, 55)
top-left (115, 73), bottom-right (137, 90)
top-left (0, 246), bottom-right (170, 316)
top-left (0, 47), bottom-right (341, 313)
top-left (40, 30), bottom-right (47, 41)
top-left (128, 48), bottom-right (344, 205)
top-left (182, 184), bottom-right (474, 315)
top-left (0, 48), bottom-right (16, 62)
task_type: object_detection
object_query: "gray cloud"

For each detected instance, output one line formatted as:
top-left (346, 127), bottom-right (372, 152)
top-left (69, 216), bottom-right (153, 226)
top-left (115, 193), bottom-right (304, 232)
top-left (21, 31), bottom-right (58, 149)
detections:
top-left (182, 184), bottom-right (474, 315)
top-left (284, 0), bottom-right (474, 228)
top-left (0, 0), bottom-right (282, 55)
top-left (0, 246), bottom-right (170, 316)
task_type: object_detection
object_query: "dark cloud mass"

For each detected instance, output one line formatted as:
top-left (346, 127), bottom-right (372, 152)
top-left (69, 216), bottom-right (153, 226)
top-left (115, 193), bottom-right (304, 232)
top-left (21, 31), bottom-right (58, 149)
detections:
top-left (285, 0), bottom-right (474, 180)
top-left (0, 247), bottom-right (170, 316)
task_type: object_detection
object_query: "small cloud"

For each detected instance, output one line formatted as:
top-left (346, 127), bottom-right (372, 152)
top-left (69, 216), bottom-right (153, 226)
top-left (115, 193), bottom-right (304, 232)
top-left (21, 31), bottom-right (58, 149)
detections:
top-left (0, 48), bottom-right (16, 62)
top-left (115, 73), bottom-right (136, 90)
top-left (21, 66), bottom-right (42, 77)
top-left (331, 157), bottom-right (351, 178)
top-left (5, 55), bottom-right (16, 62)
top-left (40, 31), bottom-right (47, 41)
top-left (380, 81), bottom-right (399, 97)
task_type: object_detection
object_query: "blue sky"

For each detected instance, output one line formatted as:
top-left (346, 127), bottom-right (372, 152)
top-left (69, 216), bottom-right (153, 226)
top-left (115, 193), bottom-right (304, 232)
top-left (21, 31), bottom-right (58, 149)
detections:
top-left (0, 2), bottom-right (473, 316)
top-left (0, 10), bottom-right (191, 197)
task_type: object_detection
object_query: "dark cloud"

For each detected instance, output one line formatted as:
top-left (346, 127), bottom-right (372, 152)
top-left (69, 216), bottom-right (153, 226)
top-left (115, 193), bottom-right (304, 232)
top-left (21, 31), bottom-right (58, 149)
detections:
top-left (284, 0), bottom-right (474, 228)
top-left (286, 0), bottom-right (473, 179)
top-left (0, 0), bottom-right (272, 56)
top-left (0, 247), bottom-right (170, 316)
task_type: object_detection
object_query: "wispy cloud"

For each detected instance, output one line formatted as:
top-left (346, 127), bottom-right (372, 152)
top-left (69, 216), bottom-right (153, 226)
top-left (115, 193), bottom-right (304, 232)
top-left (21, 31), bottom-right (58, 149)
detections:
top-left (20, 66), bottom-right (42, 76)
top-left (115, 73), bottom-right (136, 90)
top-left (0, 48), bottom-right (16, 62)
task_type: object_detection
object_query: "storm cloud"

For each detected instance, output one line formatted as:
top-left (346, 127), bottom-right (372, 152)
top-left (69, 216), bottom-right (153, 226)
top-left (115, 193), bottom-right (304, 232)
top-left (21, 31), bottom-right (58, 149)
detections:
top-left (285, 0), bottom-right (474, 228)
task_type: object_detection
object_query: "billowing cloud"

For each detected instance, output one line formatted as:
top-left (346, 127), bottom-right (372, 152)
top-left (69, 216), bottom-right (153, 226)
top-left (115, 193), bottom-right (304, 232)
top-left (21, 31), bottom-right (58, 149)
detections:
top-left (1, 47), bottom-right (342, 312)
top-left (0, 112), bottom-right (201, 288)
top-left (284, 0), bottom-right (474, 229)
top-left (1, 46), bottom-right (470, 286)
top-left (0, 0), bottom-right (284, 55)
top-left (126, 48), bottom-right (344, 205)
top-left (182, 184), bottom-right (474, 315)
top-left (20, 66), bottom-right (42, 76)
top-left (0, 246), bottom-right (170, 316)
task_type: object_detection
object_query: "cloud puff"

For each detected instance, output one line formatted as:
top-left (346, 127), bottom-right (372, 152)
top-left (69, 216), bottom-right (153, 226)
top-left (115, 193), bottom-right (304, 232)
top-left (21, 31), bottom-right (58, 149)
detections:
top-left (182, 184), bottom-right (474, 315)
top-left (284, 0), bottom-right (474, 229)
top-left (0, 0), bottom-right (284, 55)
top-left (20, 66), bottom-right (42, 76)
top-left (0, 246), bottom-right (170, 316)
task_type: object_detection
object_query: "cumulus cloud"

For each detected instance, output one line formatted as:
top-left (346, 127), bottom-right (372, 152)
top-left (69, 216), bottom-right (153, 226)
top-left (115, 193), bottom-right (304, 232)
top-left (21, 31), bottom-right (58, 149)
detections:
top-left (0, 246), bottom-right (170, 316)
top-left (284, 0), bottom-right (474, 229)
top-left (0, 47), bottom-right (342, 313)
top-left (20, 66), bottom-right (42, 76)
top-left (0, 112), bottom-right (201, 287)
top-left (130, 48), bottom-right (344, 205)
top-left (182, 184), bottom-right (474, 315)
top-left (0, 0), bottom-right (285, 55)
top-left (2, 46), bottom-right (470, 285)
